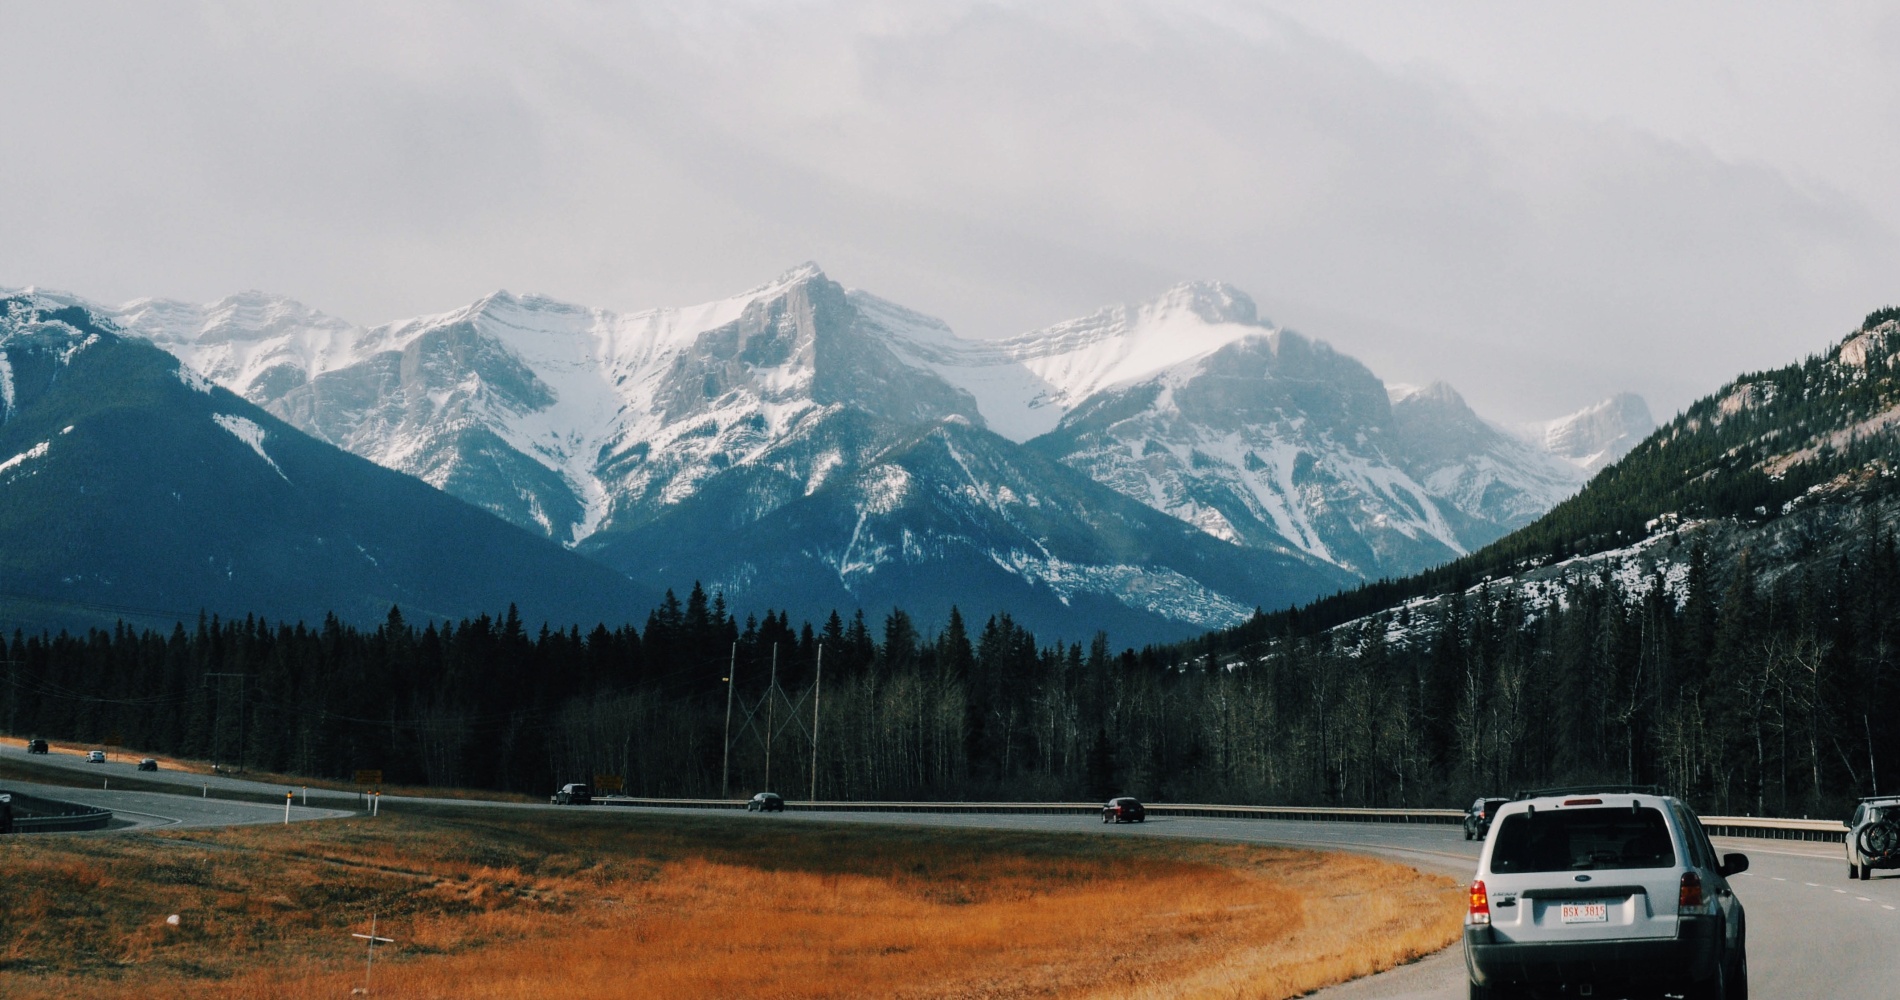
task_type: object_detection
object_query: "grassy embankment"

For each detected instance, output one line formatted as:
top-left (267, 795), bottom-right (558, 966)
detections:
top-left (0, 804), bottom-right (1461, 999)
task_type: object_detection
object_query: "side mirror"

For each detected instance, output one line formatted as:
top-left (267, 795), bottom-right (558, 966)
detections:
top-left (1718, 853), bottom-right (1749, 877)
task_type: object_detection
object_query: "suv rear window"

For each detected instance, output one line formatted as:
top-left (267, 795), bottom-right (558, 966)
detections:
top-left (1490, 807), bottom-right (1677, 873)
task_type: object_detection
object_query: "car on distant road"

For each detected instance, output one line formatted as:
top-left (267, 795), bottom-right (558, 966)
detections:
top-left (137, 758), bottom-right (158, 772)
top-left (86, 750), bottom-right (106, 763)
top-left (550, 783), bottom-right (592, 805)
top-left (26, 739), bottom-right (47, 754)
top-left (747, 792), bottom-right (784, 813)
top-left (1464, 797), bottom-right (1511, 841)
top-left (0, 792), bottom-right (11, 835)
top-left (1845, 795), bottom-right (1900, 880)
top-left (1465, 786), bottom-right (1748, 1000)
top-left (1102, 797), bottom-right (1145, 823)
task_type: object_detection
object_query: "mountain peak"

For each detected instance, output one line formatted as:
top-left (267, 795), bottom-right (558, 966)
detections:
top-left (1146, 280), bottom-right (1262, 327)
top-left (1532, 392), bottom-right (1654, 473)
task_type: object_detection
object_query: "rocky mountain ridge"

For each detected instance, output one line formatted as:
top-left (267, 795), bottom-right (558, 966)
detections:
top-left (17, 267), bottom-right (1652, 638)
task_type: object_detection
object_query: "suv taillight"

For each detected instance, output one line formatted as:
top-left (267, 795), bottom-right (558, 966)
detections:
top-left (1679, 871), bottom-right (1704, 909)
top-left (1469, 880), bottom-right (1491, 925)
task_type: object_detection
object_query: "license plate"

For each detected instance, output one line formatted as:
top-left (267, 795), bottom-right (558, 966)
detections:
top-left (1559, 902), bottom-right (1608, 923)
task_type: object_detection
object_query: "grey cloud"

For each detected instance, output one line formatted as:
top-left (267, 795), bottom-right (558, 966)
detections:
top-left (0, 0), bottom-right (1892, 424)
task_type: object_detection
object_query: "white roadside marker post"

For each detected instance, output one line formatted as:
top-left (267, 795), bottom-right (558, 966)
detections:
top-left (351, 915), bottom-right (395, 995)
top-left (284, 790), bottom-right (292, 824)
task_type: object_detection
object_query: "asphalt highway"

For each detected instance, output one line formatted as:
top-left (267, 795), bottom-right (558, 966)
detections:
top-left (1, 777), bottom-right (354, 831)
top-left (5, 740), bottom-right (1895, 998)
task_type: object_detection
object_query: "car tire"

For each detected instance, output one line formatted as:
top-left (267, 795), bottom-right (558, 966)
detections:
top-left (1468, 980), bottom-right (1514, 999)
top-left (1727, 948), bottom-right (1748, 1000)
top-left (1687, 959), bottom-right (1727, 1000)
top-left (1860, 864), bottom-right (1871, 880)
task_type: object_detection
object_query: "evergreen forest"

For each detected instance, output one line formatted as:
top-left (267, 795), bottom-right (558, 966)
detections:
top-left (6, 518), bottom-right (1898, 820)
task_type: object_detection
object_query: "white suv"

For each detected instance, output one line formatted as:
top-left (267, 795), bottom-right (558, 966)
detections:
top-left (1465, 787), bottom-right (1748, 999)
top-left (1845, 796), bottom-right (1900, 881)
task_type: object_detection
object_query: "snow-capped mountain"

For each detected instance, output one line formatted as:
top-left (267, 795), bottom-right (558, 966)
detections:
top-left (89, 265), bottom-right (1641, 636)
top-left (1523, 392), bottom-right (1655, 474)
top-left (875, 281), bottom-right (1268, 441)
top-left (0, 292), bottom-right (657, 633)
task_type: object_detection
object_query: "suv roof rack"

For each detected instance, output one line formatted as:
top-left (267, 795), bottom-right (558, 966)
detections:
top-left (1860, 794), bottom-right (1900, 802)
top-left (1513, 784), bottom-right (1666, 800)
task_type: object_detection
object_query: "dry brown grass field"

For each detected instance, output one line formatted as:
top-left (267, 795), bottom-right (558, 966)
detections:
top-left (0, 805), bottom-right (1461, 999)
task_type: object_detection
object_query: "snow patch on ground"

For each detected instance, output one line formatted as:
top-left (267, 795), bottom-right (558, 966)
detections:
top-left (178, 364), bottom-right (216, 394)
top-left (988, 550), bottom-right (1254, 627)
top-left (212, 413), bottom-right (288, 481)
top-left (0, 440), bottom-right (50, 478)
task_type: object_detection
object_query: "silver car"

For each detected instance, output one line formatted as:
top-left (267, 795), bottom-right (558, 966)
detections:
top-left (1465, 787), bottom-right (1748, 999)
top-left (1845, 795), bottom-right (1900, 881)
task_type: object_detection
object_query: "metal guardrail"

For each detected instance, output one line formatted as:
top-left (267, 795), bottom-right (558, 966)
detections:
top-left (597, 798), bottom-right (1848, 842)
top-left (1702, 816), bottom-right (1846, 844)
top-left (0, 789), bottom-right (113, 833)
top-left (597, 797), bottom-right (1463, 823)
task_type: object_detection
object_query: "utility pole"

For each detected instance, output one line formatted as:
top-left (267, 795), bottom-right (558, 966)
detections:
top-left (721, 643), bottom-right (736, 799)
top-left (809, 644), bottom-right (823, 803)
top-left (203, 672), bottom-right (248, 772)
top-left (764, 644), bottom-right (777, 792)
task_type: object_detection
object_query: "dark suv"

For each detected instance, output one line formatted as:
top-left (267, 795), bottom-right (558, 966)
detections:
top-left (550, 783), bottom-right (592, 805)
top-left (1846, 796), bottom-right (1900, 880)
top-left (25, 739), bottom-right (47, 754)
top-left (1466, 787), bottom-right (1748, 999)
top-left (1465, 797), bottom-right (1511, 841)
top-left (1102, 797), bottom-right (1145, 823)
top-left (747, 792), bottom-right (785, 813)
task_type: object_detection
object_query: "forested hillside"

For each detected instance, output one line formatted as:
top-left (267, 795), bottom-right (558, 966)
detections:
top-left (7, 503), bottom-right (1897, 818)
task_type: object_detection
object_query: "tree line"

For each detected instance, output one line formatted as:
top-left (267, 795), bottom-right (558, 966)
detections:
top-left (4, 517), bottom-right (1896, 817)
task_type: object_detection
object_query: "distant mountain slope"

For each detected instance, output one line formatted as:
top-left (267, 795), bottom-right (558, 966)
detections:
top-left (0, 294), bottom-right (657, 632)
top-left (1521, 392), bottom-right (1655, 474)
top-left (1234, 307), bottom-right (1900, 637)
top-left (89, 266), bottom-right (1648, 637)
top-left (587, 416), bottom-right (1353, 643)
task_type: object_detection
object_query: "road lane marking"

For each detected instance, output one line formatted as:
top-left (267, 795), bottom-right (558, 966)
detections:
top-left (1857, 897), bottom-right (1871, 901)
top-left (1806, 883), bottom-right (1821, 886)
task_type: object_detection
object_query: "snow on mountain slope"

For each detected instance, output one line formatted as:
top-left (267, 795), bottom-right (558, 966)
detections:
top-left (106, 264), bottom-right (948, 544)
top-left (1032, 331), bottom-right (1482, 578)
top-left (114, 291), bottom-right (389, 403)
top-left (1389, 381), bottom-right (1587, 539)
top-left (1523, 392), bottom-right (1655, 473)
top-left (90, 266), bottom-right (1639, 628)
top-left (874, 281), bottom-right (1268, 441)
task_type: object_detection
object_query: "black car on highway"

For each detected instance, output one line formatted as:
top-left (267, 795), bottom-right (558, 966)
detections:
top-left (1464, 797), bottom-right (1510, 841)
top-left (747, 792), bottom-right (784, 812)
top-left (550, 783), bottom-right (592, 805)
top-left (26, 739), bottom-right (47, 754)
top-left (1102, 797), bottom-right (1145, 823)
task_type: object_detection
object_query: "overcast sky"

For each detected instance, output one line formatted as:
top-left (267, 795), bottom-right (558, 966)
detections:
top-left (4, 1), bottom-right (1897, 423)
